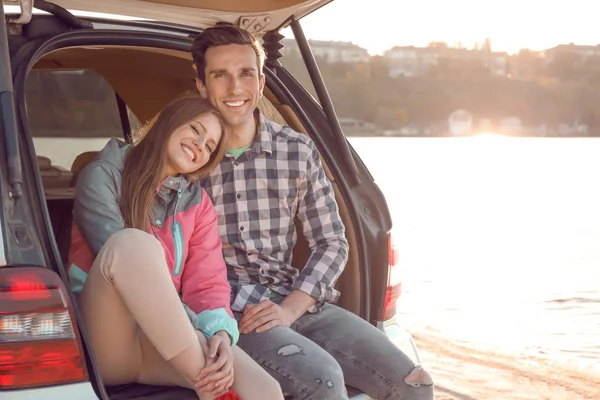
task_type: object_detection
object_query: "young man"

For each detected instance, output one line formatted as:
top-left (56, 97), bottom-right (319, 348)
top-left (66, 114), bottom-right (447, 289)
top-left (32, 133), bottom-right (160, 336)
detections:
top-left (192, 25), bottom-right (434, 400)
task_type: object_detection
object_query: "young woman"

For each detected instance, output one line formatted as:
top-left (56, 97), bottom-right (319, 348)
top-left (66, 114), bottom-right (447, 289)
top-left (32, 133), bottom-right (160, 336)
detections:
top-left (67, 96), bottom-right (283, 400)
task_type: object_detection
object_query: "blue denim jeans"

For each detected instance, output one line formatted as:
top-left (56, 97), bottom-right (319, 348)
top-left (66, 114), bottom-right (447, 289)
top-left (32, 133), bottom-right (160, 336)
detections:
top-left (234, 304), bottom-right (434, 400)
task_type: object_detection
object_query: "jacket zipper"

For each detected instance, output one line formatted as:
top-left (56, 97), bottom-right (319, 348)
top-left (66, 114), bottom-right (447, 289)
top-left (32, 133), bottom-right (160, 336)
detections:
top-left (171, 183), bottom-right (184, 276)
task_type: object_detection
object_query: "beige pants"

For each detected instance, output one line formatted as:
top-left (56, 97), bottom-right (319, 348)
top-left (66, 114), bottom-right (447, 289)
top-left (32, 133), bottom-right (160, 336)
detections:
top-left (77, 229), bottom-right (282, 400)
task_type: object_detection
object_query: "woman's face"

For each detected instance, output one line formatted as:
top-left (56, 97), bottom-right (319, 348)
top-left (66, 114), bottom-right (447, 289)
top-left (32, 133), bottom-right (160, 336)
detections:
top-left (164, 112), bottom-right (222, 176)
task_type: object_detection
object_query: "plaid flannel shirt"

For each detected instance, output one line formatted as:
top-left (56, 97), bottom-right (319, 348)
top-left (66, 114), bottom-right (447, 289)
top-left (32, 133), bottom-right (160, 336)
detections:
top-left (200, 111), bottom-right (349, 313)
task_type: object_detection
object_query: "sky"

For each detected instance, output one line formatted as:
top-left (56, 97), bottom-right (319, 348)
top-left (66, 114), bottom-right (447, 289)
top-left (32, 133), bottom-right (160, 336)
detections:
top-left (284, 0), bottom-right (600, 55)
top-left (6, 0), bottom-right (599, 55)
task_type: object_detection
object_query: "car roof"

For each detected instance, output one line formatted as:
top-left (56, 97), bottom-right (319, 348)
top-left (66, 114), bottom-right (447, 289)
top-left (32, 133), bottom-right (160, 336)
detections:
top-left (3, 0), bottom-right (333, 34)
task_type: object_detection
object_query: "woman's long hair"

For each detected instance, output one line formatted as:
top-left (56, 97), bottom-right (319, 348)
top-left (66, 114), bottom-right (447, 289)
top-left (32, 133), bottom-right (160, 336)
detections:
top-left (120, 95), bottom-right (228, 230)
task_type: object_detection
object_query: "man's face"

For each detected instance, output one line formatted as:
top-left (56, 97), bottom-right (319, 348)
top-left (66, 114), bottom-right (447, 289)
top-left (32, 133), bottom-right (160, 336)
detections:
top-left (197, 44), bottom-right (265, 130)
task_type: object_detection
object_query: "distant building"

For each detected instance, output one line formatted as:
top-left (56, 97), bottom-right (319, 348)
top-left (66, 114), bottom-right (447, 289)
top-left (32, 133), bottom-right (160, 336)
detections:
top-left (383, 39), bottom-right (507, 78)
top-left (384, 45), bottom-right (439, 77)
top-left (544, 43), bottom-right (600, 64)
top-left (339, 118), bottom-right (376, 130)
top-left (448, 109), bottom-right (473, 135)
top-left (499, 117), bottom-right (523, 134)
top-left (282, 39), bottom-right (370, 63)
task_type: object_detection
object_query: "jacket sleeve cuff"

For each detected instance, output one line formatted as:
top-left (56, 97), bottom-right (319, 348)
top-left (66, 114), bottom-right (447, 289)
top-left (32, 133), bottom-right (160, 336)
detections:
top-left (196, 308), bottom-right (240, 346)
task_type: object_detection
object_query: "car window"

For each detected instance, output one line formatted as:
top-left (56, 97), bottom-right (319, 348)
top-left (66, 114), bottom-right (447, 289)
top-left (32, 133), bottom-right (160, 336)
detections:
top-left (25, 69), bottom-right (139, 170)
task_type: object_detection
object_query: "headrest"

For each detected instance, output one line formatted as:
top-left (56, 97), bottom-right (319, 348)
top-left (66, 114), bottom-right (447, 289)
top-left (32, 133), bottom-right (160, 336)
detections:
top-left (71, 151), bottom-right (99, 173)
top-left (37, 155), bottom-right (52, 170)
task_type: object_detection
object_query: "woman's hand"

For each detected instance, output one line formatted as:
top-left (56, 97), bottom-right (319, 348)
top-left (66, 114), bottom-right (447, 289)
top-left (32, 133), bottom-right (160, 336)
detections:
top-left (195, 330), bottom-right (234, 397)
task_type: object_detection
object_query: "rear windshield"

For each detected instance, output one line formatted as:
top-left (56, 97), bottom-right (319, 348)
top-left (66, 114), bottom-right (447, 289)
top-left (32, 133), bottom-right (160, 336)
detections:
top-left (25, 69), bottom-right (139, 169)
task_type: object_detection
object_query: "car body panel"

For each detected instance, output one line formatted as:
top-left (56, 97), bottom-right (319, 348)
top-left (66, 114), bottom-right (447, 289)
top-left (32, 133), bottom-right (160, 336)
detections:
top-left (0, 221), bottom-right (6, 266)
top-left (2, 382), bottom-right (98, 399)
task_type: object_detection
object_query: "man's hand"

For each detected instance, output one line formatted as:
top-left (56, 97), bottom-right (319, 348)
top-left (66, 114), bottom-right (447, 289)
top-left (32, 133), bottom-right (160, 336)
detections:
top-left (195, 331), bottom-right (234, 397)
top-left (239, 300), bottom-right (297, 334)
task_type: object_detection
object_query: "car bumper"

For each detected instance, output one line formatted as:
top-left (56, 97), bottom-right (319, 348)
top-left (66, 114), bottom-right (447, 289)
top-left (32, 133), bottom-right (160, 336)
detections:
top-left (378, 316), bottom-right (422, 365)
top-left (1, 382), bottom-right (98, 399)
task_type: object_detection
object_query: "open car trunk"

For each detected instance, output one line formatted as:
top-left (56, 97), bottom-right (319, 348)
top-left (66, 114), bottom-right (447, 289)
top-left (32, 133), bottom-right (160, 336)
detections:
top-left (1, 2), bottom-right (392, 398)
top-left (3, 0), bottom-right (333, 33)
top-left (24, 39), bottom-right (370, 399)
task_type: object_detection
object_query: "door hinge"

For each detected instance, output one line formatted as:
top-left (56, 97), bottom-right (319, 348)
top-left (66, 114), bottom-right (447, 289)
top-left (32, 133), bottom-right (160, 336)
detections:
top-left (7, 0), bottom-right (33, 25)
top-left (238, 14), bottom-right (271, 34)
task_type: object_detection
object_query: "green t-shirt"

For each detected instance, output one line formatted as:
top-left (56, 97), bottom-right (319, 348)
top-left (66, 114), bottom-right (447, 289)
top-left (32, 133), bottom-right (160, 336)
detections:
top-left (226, 145), bottom-right (251, 160)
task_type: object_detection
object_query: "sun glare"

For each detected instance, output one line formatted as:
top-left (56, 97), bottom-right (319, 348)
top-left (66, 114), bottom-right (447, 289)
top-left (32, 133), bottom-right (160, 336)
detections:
top-left (473, 132), bottom-right (506, 139)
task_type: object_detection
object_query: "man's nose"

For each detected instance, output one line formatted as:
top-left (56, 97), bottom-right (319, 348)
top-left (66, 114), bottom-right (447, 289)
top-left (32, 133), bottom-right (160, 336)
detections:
top-left (228, 76), bottom-right (242, 94)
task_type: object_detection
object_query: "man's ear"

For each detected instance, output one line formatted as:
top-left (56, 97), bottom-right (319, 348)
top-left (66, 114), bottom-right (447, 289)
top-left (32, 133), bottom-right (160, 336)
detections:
top-left (258, 73), bottom-right (265, 99)
top-left (195, 78), bottom-right (207, 99)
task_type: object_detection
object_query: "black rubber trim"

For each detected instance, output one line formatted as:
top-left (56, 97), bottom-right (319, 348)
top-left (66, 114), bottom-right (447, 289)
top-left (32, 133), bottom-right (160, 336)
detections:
top-left (33, 0), bottom-right (93, 29)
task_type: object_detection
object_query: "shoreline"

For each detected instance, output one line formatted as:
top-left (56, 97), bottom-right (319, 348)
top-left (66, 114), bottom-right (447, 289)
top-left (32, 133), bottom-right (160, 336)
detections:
top-left (412, 332), bottom-right (600, 400)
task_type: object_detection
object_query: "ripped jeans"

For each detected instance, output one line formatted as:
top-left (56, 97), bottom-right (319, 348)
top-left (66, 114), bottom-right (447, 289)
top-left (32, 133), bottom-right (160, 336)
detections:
top-left (234, 304), bottom-right (434, 400)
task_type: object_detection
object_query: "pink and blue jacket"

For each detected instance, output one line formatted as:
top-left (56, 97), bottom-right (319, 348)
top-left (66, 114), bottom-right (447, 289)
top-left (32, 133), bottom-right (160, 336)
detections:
top-left (67, 138), bottom-right (238, 344)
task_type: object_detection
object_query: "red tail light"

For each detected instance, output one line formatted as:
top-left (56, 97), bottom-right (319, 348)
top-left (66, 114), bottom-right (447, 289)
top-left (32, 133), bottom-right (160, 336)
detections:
top-left (382, 232), bottom-right (402, 321)
top-left (0, 267), bottom-right (88, 389)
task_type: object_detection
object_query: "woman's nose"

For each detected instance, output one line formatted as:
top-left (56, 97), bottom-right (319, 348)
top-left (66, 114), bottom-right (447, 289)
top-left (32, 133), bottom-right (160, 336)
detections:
top-left (193, 136), bottom-right (206, 151)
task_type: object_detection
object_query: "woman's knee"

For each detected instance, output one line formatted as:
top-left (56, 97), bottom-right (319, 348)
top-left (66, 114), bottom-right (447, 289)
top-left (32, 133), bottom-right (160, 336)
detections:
top-left (104, 228), bottom-right (160, 254)
top-left (99, 229), bottom-right (164, 272)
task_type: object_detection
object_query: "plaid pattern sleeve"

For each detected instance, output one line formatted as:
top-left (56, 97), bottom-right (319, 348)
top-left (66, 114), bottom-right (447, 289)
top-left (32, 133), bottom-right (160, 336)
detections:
top-left (201, 112), bottom-right (349, 313)
top-left (292, 137), bottom-right (348, 307)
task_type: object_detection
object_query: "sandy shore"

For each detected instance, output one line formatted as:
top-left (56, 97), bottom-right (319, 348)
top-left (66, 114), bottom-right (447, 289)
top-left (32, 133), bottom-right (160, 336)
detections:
top-left (412, 333), bottom-right (600, 400)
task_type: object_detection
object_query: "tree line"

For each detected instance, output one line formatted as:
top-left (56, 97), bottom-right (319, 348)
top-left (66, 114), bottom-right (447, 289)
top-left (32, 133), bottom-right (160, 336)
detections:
top-left (281, 48), bottom-right (600, 136)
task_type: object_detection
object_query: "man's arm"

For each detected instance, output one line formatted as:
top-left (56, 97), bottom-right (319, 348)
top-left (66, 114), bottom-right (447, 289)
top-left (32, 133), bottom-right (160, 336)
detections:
top-left (280, 290), bottom-right (316, 319)
top-left (239, 138), bottom-right (349, 334)
top-left (291, 138), bottom-right (349, 306)
top-left (239, 290), bottom-right (315, 334)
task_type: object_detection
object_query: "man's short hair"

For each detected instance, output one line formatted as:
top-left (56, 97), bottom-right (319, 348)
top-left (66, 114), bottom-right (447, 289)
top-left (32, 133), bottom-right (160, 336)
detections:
top-left (191, 25), bottom-right (266, 83)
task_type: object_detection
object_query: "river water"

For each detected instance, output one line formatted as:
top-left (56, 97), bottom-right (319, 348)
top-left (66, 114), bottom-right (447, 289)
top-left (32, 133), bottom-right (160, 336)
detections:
top-left (348, 135), bottom-right (600, 374)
